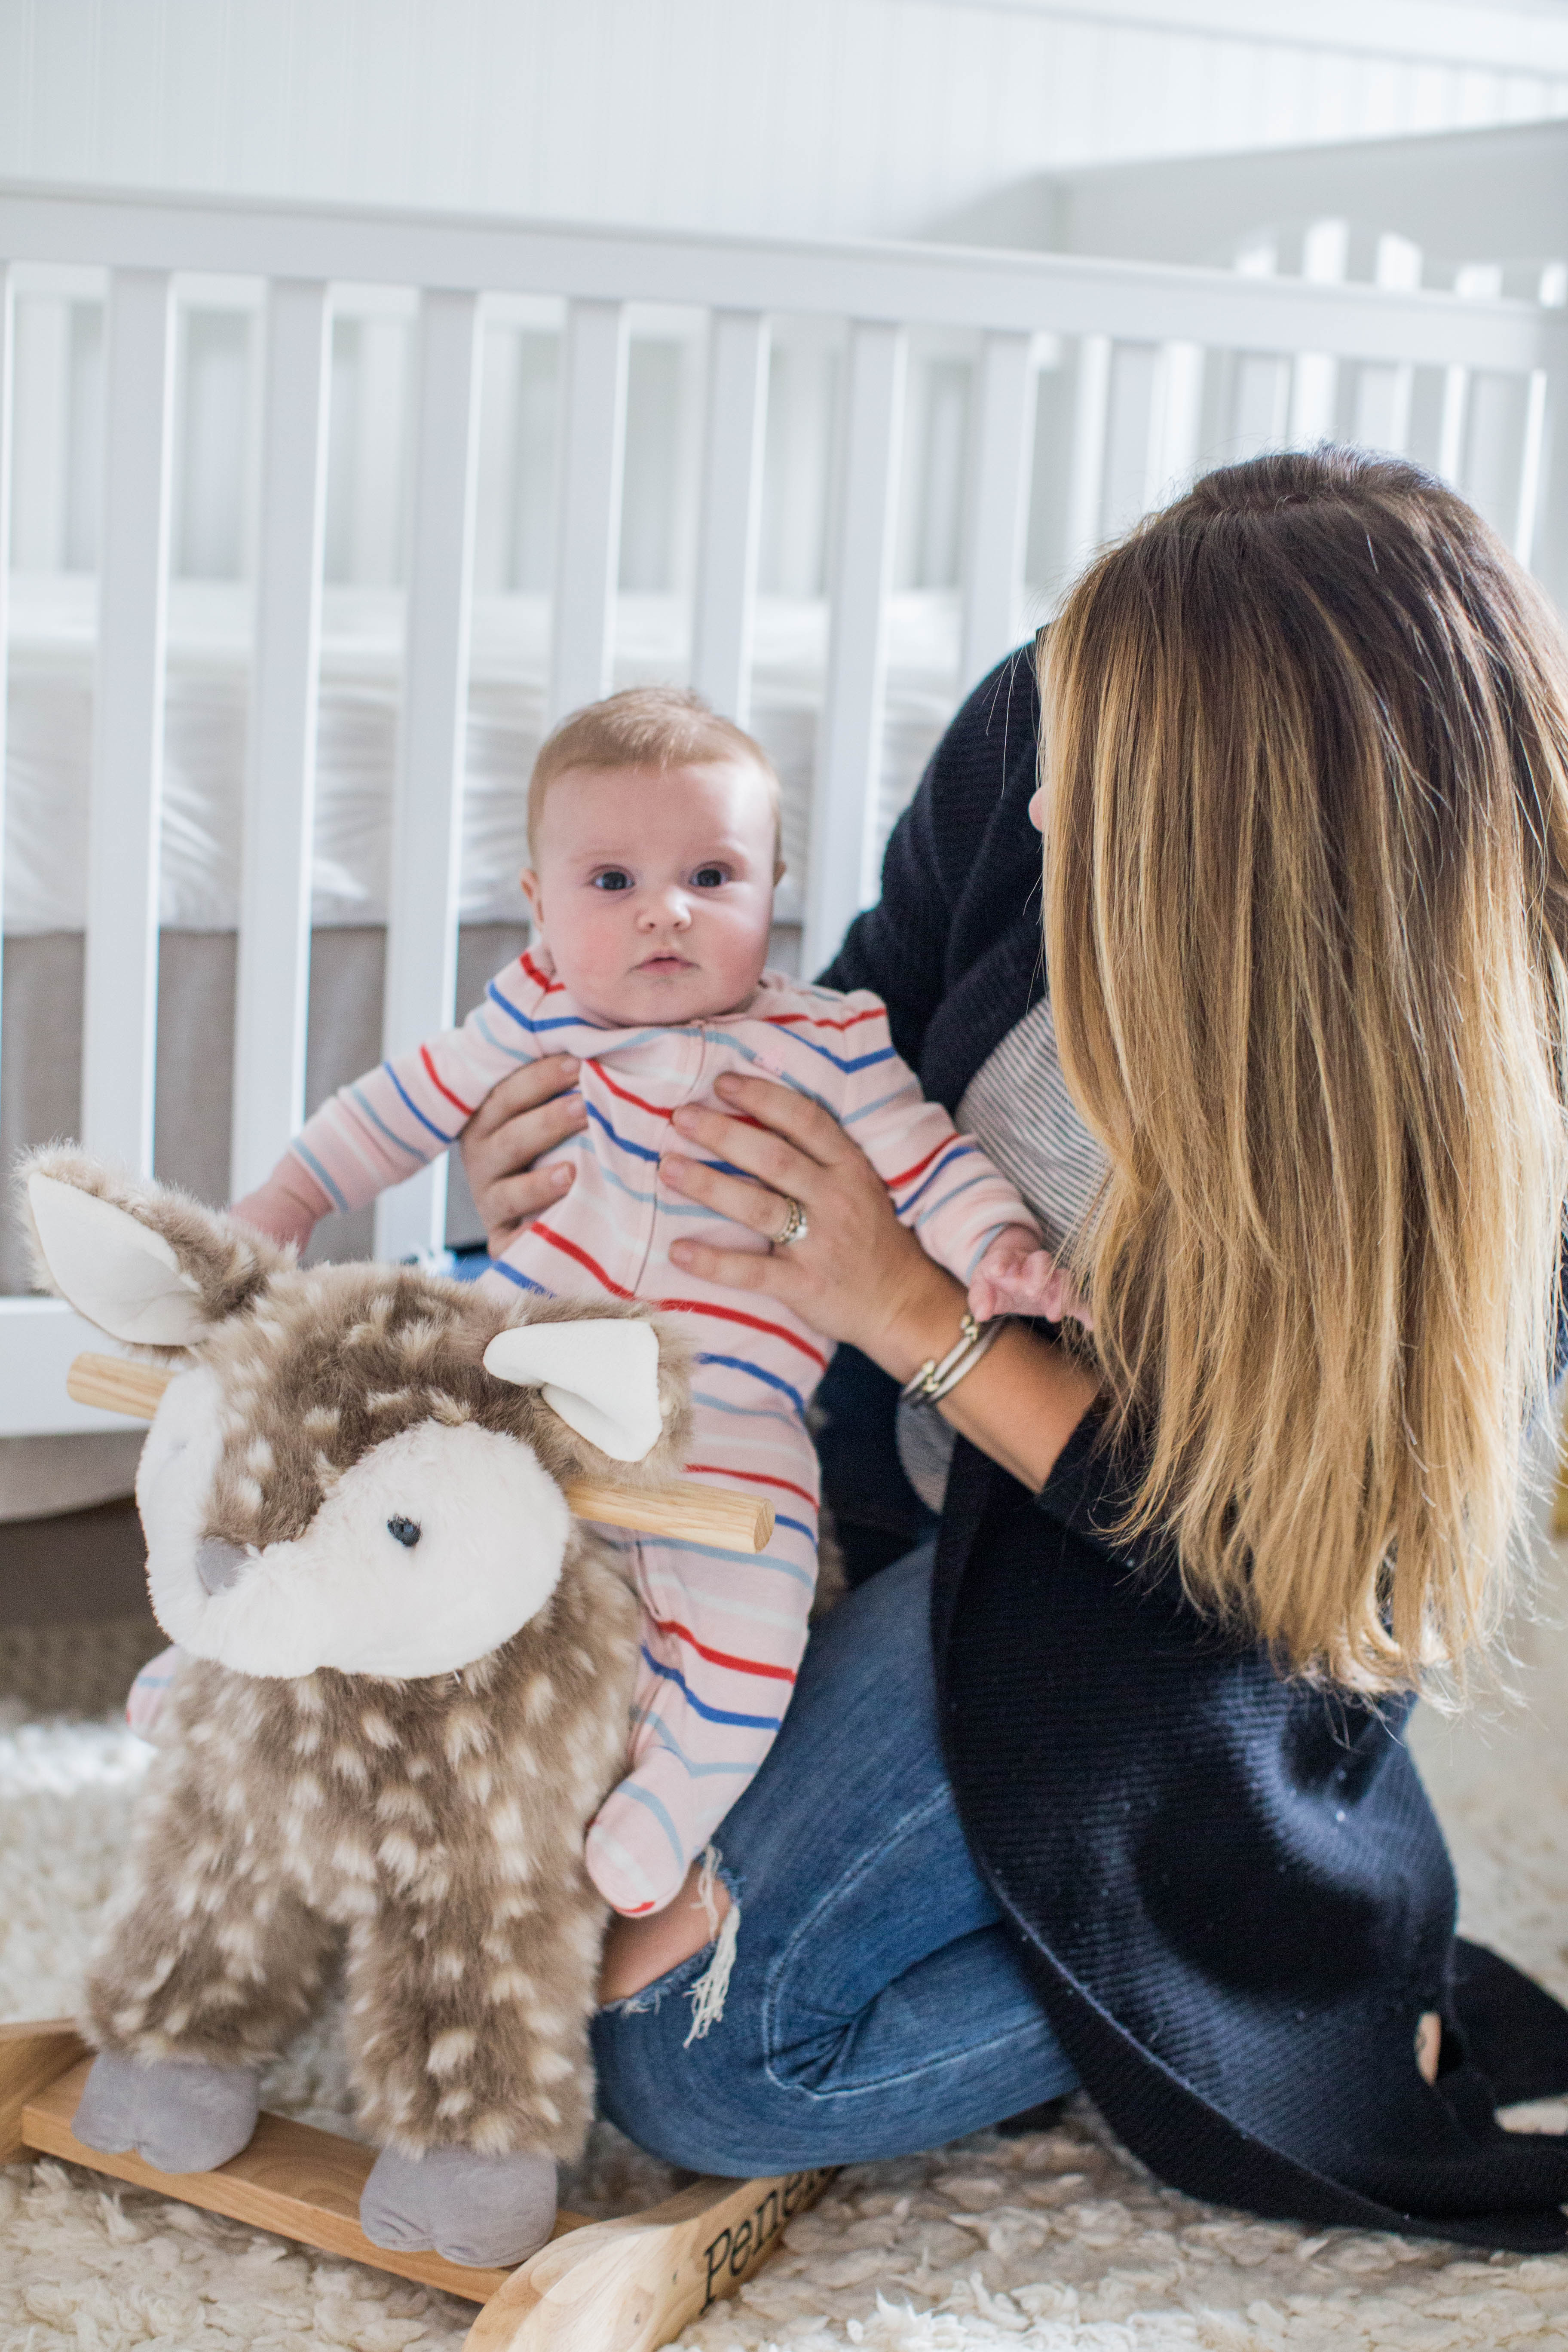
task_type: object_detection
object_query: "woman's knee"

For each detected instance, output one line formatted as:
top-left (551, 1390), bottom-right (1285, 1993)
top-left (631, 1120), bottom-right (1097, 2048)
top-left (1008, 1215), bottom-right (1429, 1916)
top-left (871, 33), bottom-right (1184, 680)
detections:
top-left (592, 1982), bottom-right (795, 2174)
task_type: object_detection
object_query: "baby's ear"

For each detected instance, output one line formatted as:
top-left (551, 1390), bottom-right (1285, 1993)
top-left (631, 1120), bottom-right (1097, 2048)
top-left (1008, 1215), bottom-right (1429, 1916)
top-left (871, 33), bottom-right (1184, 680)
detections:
top-left (483, 1306), bottom-right (691, 1480)
top-left (19, 1146), bottom-right (288, 1354)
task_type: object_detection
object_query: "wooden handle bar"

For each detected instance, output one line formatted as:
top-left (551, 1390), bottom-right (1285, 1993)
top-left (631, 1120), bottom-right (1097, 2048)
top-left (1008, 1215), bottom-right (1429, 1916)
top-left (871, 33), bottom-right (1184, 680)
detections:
top-left (66, 1352), bottom-right (775, 1554)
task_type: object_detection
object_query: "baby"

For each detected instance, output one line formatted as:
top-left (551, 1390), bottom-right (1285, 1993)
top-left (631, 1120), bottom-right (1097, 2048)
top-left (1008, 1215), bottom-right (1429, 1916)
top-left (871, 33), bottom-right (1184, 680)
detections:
top-left (220, 689), bottom-right (1072, 1918)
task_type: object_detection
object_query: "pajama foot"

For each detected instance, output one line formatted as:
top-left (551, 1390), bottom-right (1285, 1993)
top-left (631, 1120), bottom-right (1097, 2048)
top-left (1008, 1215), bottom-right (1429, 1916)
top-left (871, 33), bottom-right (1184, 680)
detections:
top-left (359, 2143), bottom-right (559, 2268)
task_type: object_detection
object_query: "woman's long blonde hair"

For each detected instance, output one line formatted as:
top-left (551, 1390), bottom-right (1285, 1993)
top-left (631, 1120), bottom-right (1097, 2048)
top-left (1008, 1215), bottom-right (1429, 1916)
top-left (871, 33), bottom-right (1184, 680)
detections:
top-left (1042, 448), bottom-right (1568, 1691)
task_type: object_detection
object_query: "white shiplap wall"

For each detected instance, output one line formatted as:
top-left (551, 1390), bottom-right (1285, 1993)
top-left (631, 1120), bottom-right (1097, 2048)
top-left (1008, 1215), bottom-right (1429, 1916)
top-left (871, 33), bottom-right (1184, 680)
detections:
top-left (1, 0), bottom-right (1567, 241)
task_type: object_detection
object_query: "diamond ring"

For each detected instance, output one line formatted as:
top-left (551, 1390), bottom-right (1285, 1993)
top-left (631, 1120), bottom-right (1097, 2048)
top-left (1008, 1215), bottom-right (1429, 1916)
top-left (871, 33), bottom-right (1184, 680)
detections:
top-left (773, 1196), bottom-right (809, 1247)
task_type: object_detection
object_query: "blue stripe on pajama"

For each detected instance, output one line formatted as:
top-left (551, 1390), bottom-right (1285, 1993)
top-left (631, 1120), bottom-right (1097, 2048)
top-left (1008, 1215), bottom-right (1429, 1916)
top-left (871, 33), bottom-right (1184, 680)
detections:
top-left (383, 1062), bottom-right (457, 1148)
top-left (291, 1141), bottom-right (350, 1213)
top-left (640, 1646), bottom-right (784, 1731)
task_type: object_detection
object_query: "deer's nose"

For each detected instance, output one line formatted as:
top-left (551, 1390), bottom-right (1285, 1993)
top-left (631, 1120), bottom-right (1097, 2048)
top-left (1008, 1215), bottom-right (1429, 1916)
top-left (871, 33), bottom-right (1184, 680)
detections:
top-left (195, 1537), bottom-right (248, 1595)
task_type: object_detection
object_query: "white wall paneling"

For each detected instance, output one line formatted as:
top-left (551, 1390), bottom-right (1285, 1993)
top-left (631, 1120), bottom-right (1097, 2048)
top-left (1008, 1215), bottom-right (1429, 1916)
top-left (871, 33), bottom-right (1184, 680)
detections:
top-left (4, 2), bottom-right (1568, 248)
top-left (806, 319), bottom-right (907, 974)
top-left (692, 308), bottom-right (771, 723)
top-left (82, 266), bottom-right (175, 1173)
top-left (548, 297), bottom-right (629, 724)
top-left (960, 328), bottom-right (1037, 694)
top-left (375, 287), bottom-right (484, 1264)
top-left (230, 278), bottom-right (332, 1200)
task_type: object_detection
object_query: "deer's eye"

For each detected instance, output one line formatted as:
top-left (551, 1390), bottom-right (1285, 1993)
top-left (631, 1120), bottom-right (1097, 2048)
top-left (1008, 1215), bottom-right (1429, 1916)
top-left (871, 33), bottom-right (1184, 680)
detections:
top-left (386, 1516), bottom-right (422, 1549)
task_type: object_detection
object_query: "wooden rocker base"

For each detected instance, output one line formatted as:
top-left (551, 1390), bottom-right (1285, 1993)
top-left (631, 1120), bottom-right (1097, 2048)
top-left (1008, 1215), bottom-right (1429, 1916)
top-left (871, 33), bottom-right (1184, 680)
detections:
top-left (1, 2021), bottom-right (833, 2349)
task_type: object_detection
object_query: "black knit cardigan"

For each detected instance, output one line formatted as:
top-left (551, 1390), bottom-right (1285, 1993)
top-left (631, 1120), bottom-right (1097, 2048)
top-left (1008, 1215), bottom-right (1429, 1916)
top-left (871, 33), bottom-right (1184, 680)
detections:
top-left (818, 649), bottom-right (1568, 2251)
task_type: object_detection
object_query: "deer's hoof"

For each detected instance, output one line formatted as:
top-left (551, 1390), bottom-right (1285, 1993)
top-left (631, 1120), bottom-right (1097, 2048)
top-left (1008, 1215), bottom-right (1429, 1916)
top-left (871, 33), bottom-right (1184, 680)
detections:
top-left (73, 2049), bottom-right (260, 2174)
top-left (360, 2141), bottom-right (558, 2268)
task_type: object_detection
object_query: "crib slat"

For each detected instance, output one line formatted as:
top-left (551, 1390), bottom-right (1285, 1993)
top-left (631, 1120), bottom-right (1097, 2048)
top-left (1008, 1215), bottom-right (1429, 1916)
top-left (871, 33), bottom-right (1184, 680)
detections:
top-left (1100, 342), bottom-right (1161, 542)
top-left (805, 320), bottom-right (907, 976)
top-left (1514, 368), bottom-right (1550, 570)
top-left (230, 280), bottom-right (331, 1200)
top-left (692, 309), bottom-right (770, 723)
top-left (1153, 340), bottom-right (1204, 500)
top-left (1525, 350), bottom-right (1568, 609)
top-left (83, 269), bottom-right (175, 1174)
top-left (549, 298), bottom-right (629, 725)
top-left (1061, 333), bottom-right (1112, 576)
top-left (959, 331), bottom-right (1035, 698)
top-left (374, 288), bottom-right (483, 1265)
top-left (0, 267), bottom-right (12, 1125)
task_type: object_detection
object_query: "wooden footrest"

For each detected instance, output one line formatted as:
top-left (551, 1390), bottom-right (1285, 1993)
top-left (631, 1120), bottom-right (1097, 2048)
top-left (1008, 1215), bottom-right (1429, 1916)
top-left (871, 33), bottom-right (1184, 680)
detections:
top-left (0, 2021), bottom-right (832, 2348)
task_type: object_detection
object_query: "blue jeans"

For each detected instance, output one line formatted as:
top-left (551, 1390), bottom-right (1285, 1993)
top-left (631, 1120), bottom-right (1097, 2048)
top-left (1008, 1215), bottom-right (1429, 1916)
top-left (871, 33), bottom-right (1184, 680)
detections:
top-left (591, 1543), bottom-right (1079, 2174)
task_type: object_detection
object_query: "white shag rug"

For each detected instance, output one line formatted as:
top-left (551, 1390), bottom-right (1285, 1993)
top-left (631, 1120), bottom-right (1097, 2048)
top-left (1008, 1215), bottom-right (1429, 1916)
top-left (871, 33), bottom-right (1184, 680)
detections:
top-left (6, 1461), bottom-right (1568, 2350)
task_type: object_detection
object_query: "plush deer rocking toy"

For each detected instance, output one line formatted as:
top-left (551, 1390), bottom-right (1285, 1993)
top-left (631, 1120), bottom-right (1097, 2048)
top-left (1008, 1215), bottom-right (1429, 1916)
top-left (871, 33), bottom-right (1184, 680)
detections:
top-left (21, 1147), bottom-right (691, 2272)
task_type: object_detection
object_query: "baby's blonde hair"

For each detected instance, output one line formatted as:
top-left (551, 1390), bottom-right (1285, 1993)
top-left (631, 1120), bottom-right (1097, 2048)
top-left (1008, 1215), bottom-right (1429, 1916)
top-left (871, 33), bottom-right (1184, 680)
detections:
top-left (1042, 447), bottom-right (1568, 1694)
top-left (528, 688), bottom-right (780, 859)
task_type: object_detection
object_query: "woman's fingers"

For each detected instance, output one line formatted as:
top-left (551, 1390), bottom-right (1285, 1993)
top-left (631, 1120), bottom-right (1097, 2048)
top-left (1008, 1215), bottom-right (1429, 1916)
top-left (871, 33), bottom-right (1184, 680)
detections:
top-left (659, 1149), bottom-right (794, 1241)
top-left (663, 1076), bottom-right (845, 1210)
top-left (482, 1163), bottom-right (576, 1255)
top-left (707, 1071), bottom-right (860, 1165)
top-left (464, 1055), bottom-right (581, 1142)
top-left (458, 1056), bottom-right (587, 1245)
top-left (666, 1234), bottom-right (792, 1291)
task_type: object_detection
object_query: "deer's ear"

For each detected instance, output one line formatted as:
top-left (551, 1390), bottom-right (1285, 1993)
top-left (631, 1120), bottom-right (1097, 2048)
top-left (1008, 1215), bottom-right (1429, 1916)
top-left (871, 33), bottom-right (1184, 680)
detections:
top-left (21, 1149), bottom-right (286, 1352)
top-left (482, 1316), bottom-right (666, 1462)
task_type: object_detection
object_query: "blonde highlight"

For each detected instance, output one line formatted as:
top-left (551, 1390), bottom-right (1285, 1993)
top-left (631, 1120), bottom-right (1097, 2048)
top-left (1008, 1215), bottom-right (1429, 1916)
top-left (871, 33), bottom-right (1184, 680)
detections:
top-left (1042, 449), bottom-right (1568, 1692)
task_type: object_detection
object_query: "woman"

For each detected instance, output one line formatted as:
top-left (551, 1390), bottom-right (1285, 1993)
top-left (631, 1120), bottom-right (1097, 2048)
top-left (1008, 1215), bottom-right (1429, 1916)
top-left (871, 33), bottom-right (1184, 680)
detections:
top-left (462, 450), bottom-right (1568, 2248)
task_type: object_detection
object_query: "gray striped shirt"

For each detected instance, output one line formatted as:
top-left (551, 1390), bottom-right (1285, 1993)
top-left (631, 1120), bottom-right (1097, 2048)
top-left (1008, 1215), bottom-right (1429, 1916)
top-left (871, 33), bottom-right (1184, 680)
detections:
top-left (897, 996), bottom-right (1108, 1510)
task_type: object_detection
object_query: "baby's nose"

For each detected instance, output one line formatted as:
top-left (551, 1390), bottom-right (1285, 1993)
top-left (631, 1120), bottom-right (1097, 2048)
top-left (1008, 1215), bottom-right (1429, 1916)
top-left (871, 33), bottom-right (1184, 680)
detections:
top-left (640, 888), bottom-right (692, 928)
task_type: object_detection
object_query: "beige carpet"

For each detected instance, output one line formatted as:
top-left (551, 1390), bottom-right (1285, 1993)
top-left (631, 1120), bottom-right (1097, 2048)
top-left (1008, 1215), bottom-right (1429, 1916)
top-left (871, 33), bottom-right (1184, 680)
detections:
top-left (4, 1446), bottom-right (1568, 2350)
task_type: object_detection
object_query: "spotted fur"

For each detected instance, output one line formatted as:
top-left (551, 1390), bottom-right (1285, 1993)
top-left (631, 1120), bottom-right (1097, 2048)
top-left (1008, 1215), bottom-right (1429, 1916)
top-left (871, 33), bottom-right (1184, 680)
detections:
top-left (86, 1550), bottom-right (637, 2159)
top-left (19, 1145), bottom-right (290, 1354)
top-left (25, 1154), bottom-right (690, 2165)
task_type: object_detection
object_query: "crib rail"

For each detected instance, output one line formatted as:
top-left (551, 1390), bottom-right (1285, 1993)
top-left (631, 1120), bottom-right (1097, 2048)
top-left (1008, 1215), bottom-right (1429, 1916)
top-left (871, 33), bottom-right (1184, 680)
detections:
top-left (2, 179), bottom-right (1566, 1433)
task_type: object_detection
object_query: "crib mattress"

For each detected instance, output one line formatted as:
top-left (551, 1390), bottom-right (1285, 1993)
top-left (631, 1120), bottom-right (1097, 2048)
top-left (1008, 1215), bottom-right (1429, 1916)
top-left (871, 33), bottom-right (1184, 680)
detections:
top-left (3, 576), bottom-right (964, 936)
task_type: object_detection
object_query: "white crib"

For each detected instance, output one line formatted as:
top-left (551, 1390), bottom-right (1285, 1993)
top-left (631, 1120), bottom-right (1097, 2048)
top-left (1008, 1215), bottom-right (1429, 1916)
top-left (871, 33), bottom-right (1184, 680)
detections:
top-left (2, 177), bottom-right (1564, 1447)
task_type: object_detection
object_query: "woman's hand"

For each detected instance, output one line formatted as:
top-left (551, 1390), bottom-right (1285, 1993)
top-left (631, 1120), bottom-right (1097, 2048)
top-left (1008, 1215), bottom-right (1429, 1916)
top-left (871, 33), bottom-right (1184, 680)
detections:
top-left (659, 1072), bottom-right (949, 1372)
top-left (661, 1072), bottom-right (1102, 1491)
top-left (458, 1056), bottom-right (588, 1256)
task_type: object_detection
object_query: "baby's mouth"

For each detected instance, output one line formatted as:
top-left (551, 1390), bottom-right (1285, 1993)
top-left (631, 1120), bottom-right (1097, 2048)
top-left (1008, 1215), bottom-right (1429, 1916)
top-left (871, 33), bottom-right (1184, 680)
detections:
top-left (636, 953), bottom-right (696, 974)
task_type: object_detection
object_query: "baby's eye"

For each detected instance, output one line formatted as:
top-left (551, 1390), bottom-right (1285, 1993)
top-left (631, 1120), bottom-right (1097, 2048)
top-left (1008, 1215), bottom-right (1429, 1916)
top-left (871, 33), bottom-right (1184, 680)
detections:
top-left (691, 866), bottom-right (729, 889)
top-left (386, 1516), bottom-right (422, 1548)
top-left (591, 869), bottom-right (634, 893)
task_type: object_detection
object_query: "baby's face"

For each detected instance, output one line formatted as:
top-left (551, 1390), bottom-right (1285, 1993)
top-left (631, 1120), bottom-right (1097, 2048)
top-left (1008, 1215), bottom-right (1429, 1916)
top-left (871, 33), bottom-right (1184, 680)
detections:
top-left (522, 758), bottom-right (780, 1028)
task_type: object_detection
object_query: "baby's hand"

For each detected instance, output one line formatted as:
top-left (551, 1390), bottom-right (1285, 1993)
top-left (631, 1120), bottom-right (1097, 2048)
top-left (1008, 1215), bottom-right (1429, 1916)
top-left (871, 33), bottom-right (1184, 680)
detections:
top-left (229, 1167), bottom-right (326, 1255)
top-left (968, 1227), bottom-right (1093, 1328)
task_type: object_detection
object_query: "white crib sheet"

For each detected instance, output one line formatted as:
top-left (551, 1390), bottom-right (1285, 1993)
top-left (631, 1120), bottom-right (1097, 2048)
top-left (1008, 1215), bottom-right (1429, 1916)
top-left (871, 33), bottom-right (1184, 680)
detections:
top-left (4, 576), bottom-right (964, 936)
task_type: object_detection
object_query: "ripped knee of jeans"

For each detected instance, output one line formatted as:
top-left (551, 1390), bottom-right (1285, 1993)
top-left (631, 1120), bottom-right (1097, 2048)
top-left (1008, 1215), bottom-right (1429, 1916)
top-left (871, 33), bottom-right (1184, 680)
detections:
top-left (598, 1843), bottom-right (744, 2037)
top-left (683, 1844), bottom-right (741, 2046)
